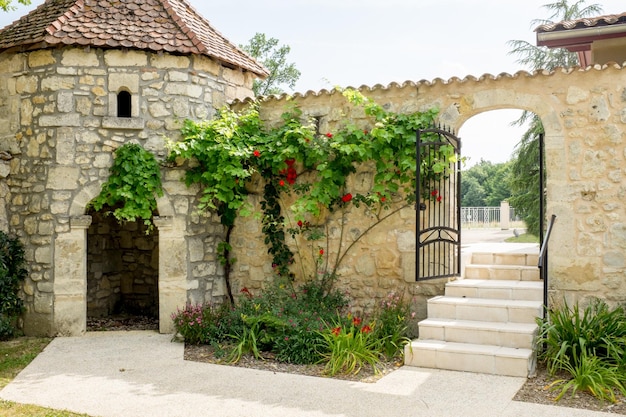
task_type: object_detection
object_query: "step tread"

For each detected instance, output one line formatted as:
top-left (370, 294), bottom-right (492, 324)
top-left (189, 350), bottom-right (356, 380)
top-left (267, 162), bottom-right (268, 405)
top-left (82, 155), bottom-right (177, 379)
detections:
top-left (419, 317), bottom-right (538, 333)
top-left (408, 339), bottom-right (534, 358)
top-left (465, 264), bottom-right (539, 270)
top-left (447, 279), bottom-right (543, 289)
top-left (429, 295), bottom-right (542, 307)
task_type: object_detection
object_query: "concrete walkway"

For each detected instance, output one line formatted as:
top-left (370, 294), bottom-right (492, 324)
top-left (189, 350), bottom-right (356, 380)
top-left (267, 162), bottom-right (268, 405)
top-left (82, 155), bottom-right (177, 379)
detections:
top-left (0, 331), bottom-right (615, 417)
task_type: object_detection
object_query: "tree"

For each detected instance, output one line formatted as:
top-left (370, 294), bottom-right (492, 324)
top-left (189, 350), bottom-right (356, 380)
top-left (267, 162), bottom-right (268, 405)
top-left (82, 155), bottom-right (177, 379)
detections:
top-left (0, 0), bottom-right (29, 12)
top-left (506, 0), bottom-right (603, 236)
top-left (461, 159), bottom-right (512, 207)
top-left (241, 33), bottom-right (301, 96)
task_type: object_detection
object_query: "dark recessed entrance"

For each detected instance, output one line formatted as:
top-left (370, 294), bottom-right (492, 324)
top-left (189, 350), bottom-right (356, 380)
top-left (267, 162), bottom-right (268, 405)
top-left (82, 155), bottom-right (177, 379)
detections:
top-left (86, 206), bottom-right (159, 330)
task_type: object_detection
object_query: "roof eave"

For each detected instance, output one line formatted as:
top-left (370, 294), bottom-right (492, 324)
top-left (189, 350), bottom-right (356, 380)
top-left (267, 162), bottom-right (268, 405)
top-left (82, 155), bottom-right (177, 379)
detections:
top-left (537, 24), bottom-right (626, 49)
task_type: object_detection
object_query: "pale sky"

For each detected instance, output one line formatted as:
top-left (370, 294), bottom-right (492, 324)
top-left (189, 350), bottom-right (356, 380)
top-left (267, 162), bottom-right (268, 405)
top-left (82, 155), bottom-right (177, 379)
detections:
top-left (1, 0), bottom-right (625, 166)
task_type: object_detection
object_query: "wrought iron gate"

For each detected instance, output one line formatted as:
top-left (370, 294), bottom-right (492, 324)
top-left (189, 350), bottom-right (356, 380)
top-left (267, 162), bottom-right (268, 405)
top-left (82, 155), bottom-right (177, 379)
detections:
top-left (416, 126), bottom-right (461, 281)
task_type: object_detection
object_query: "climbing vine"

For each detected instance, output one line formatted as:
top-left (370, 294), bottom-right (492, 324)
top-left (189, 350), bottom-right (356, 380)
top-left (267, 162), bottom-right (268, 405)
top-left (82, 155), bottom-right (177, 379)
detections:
top-left (169, 89), bottom-right (461, 301)
top-left (90, 143), bottom-right (163, 231)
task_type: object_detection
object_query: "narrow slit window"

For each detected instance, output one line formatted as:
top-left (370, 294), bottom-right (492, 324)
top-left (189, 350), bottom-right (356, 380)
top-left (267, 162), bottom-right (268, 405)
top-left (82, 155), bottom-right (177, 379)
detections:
top-left (117, 91), bottom-right (132, 118)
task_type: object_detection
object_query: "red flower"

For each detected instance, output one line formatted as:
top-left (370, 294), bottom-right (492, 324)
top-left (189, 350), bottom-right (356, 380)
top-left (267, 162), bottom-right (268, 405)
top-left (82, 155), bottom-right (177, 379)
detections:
top-left (279, 179), bottom-right (285, 187)
top-left (361, 325), bottom-right (372, 334)
top-left (286, 167), bottom-right (297, 184)
top-left (341, 193), bottom-right (352, 203)
top-left (253, 150), bottom-right (261, 157)
top-left (319, 248), bottom-right (324, 256)
top-left (240, 287), bottom-right (252, 298)
top-left (352, 316), bottom-right (362, 326)
top-left (431, 189), bottom-right (438, 196)
top-left (325, 132), bottom-right (333, 138)
top-left (381, 196), bottom-right (386, 202)
top-left (363, 130), bottom-right (368, 135)
top-left (331, 326), bottom-right (341, 336)
top-left (285, 159), bottom-right (295, 166)
top-left (297, 220), bottom-right (303, 228)
top-left (437, 195), bottom-right (442, 202)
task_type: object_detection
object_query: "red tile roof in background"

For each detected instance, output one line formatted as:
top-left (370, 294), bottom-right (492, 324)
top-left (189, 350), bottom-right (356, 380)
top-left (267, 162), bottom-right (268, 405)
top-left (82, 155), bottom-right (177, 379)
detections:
top-left (0, 0), bottom-right (268, 77)
top-left (535, 12), bottom-right (626, 33)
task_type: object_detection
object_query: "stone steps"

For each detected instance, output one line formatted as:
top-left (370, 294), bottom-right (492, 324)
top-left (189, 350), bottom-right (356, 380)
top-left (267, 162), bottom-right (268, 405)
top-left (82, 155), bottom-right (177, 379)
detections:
top-left (404, 248), bottom-right (542, 377)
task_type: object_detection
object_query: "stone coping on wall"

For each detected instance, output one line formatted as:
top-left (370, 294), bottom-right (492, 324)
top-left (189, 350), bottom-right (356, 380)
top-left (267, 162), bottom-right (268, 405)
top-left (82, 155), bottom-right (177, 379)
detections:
top-left (231, 62), bottom-right (626, 105)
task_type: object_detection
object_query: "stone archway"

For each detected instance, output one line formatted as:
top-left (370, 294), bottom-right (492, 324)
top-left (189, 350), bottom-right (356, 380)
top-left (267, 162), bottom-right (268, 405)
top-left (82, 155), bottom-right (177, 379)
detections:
top-left (53, 183), bottom-right (185, 335)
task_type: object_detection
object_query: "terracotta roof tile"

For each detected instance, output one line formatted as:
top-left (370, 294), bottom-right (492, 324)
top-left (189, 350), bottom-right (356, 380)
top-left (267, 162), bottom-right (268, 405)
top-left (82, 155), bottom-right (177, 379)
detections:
top-left (0, 0), bottom-right (268, 77)
top-left (535, 12), bottom-right (626, 33)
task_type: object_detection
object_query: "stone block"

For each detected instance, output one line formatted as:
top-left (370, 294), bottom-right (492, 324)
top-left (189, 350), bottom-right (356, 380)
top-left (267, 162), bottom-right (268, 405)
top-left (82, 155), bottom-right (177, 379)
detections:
top-left (104, 50), bottom-right (148, 67)
top-left (53, 294), bottom-right (86, 336)
top-left (62, 48), bottom-right (99, 67)
top-left (39, 113), bottom-right (80, 127)
top-left (27, 50), bottom-right (55, 67)
top-left (150, 54), bottom-right (190, 69)
top-left (47, 166), bottom-right (80, 190)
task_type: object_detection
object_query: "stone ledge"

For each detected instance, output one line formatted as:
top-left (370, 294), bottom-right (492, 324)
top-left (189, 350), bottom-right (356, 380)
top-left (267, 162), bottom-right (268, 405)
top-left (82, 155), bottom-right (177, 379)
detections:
top-left (102, 117), bottom-right (145, 130)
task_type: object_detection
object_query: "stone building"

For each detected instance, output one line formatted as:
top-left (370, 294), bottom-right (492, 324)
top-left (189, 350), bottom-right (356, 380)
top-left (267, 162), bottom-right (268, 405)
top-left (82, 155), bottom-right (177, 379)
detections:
top-left (0, 0), bottom-right (267, 335)
top-left (3, 0), bottom-right (626, 343)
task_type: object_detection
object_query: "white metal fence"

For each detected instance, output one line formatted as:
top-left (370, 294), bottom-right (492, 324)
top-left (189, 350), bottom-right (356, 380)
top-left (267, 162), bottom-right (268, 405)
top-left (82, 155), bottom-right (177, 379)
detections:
top-left (461, 206), bottom-right (523, 228)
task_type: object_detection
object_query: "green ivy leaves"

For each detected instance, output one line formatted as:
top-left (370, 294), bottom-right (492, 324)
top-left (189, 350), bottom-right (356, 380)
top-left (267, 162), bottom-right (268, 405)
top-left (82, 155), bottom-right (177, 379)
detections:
top-left (90, 143), bottom-right (163, 231)
top-left (168, 90), bottom-right (455, 279)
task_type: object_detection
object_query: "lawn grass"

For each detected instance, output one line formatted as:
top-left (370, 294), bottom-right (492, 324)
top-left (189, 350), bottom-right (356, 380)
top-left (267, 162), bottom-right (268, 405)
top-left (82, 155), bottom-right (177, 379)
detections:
top-left (505, 233), bottom-right (539, 243)
top-left (0, 337), bottom-right (92, 417)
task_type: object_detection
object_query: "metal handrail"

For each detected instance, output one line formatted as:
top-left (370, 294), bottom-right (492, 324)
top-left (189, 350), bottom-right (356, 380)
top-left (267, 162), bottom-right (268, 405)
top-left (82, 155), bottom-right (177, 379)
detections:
top-left (538, 214), bottom-right (557, 318)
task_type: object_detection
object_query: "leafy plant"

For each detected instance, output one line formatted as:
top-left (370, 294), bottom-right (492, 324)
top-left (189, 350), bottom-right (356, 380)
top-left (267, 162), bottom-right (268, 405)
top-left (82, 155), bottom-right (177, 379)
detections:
top-left (319, 314), bottom-right (381, 376)
top-left (548, 342), bottom-right (626, 403)
top-left (372, 292), bottom-right (415, 359)
top-left (0, 231), bottom-right (27, 340)
top-left (90, 143), bottom-right (163, 231)
top-left (537, 298), bottom-right (626, 402)
top-left (169, 89), bottom-right (458, 294)
top-left (537, 298), bottom-right (626, 374)
top-left (171, 303), bottom-right (232, 345)
top-left (227, 312), bottom-right (285, 363)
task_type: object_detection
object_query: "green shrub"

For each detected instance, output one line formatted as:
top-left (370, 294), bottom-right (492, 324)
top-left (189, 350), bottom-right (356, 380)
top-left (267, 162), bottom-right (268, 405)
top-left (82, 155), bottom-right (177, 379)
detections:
top-left (372, 292), bottom-right (415, 359)
top-left (0, 231), bottom-right (27, 341)
top-left (171, 303), bottom-right (231, 345)
top-left (538, 298), bottom-right (626, 373)
top-left (537, 298), bottom-right (626, 403)
top-left (319, 314), bottom-right (381, 376)
top-left (548, 341), bottom-right (626, 403)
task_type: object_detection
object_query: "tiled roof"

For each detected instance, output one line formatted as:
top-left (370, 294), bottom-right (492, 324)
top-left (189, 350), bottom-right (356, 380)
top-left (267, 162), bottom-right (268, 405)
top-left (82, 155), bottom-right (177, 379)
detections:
top-left (0, 0), bottom-right (268, 77)
top-left (535, 12), bottom-right (626, 33)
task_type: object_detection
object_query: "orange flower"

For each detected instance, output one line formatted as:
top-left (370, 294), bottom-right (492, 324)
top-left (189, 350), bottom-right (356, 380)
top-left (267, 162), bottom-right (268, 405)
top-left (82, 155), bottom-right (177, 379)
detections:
top-left (361, 325), bottom-right (372, 334)
top-left (331, 326), bottom-right (341, 336)
top-left (352, 316), bottom-right (362, 326)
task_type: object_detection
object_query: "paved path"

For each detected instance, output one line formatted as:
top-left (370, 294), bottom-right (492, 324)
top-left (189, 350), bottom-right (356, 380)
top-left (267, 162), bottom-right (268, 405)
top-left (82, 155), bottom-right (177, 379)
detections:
top-left (0, 331), bottom-right (615, 417)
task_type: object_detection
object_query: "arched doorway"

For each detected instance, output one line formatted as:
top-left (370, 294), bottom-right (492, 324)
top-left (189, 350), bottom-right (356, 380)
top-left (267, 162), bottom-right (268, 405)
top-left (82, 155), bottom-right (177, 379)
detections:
top-left (458, 109), bottom-right (541, 244)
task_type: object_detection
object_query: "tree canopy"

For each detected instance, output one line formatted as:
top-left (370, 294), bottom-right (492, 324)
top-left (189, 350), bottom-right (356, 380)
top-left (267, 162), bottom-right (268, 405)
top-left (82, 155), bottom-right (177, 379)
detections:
top-left (241, 33), bottom-right (301, 96)
top-left (461, 160), bottom-right (512, 207)
top-left (0, 0), bottom-right (29, 12)
top-left (506, 0), bottom-right (603, 237)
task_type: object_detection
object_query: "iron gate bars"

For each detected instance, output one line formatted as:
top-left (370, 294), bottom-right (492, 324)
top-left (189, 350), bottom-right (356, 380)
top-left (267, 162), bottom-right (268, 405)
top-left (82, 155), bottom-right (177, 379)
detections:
top-left (416, 126), bottom-right (461, 281)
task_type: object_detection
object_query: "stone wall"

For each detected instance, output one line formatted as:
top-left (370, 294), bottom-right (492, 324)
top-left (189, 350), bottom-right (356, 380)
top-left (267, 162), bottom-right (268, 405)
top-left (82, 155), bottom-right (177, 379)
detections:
top-left (0, 46), bottom-right (254, 335)
top-left (4, 41), bottom-right (626, 335)
top-left (231, 65), bottom-right (626, 317)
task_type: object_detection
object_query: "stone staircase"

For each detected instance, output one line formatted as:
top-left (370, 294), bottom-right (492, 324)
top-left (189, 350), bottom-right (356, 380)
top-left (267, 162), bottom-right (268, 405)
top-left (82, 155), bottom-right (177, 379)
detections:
top-left (404, 247), bottom-right (543, 377)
